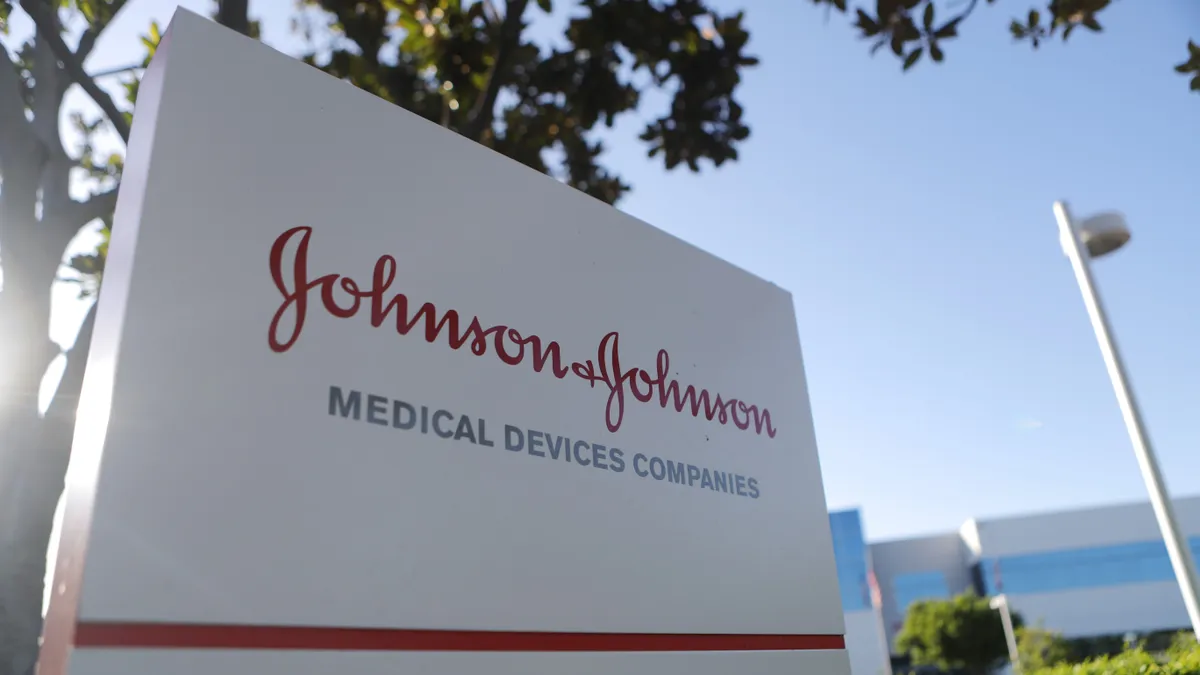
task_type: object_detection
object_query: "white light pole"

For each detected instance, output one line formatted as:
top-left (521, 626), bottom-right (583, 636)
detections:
top-left (1054, 201), bottom-right (1200, 639)
top-left (989, 594), bottom-right (1020, 674)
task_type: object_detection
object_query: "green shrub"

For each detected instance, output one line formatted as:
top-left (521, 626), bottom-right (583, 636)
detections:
top-left (1017, 625), bottom-right (1071, 671)
top-left (895, 592), bottom-right (1019, 675)
top-left (1026, 639), bottom-right (1200, 675)
top-left (1171, 633), bottom-right (1200, 657)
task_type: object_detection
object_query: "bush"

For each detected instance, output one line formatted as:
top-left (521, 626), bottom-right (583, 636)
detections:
top-left (1172, 633), bottom-right (1200, 656)
top-left (1026, 638), bottom-right (1200, 675)
top-left (895, 592), bottom-right (1019, 675)
top-left (1017, 625), bottom-right (1071, 671)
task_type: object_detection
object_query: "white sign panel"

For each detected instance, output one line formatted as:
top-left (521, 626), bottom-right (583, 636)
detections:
top-left (39, 9), bottom-right (849, 675)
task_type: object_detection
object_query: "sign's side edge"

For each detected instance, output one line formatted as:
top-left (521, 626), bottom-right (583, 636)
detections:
top-left (36, 11), bottom-right (186, 675)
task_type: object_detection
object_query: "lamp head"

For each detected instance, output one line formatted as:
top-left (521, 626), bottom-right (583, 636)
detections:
top-left (1078, 211), bottom-right (1131, 259)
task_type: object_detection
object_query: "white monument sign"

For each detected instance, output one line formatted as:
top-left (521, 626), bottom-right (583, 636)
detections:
top-left (39, 9), bottom-right (850, 675)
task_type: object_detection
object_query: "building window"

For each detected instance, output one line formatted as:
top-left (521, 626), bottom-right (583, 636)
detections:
top-left (980, 536), bottom-right (1200, 595)
top-left (893, 570), bottom-right (950, 616)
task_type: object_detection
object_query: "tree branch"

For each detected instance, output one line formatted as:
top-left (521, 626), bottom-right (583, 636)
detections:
top-left (44, 302), bottom-right (96, 423)
top-left (31, 17), bottom-right (65, 150)
top-left (76, 27), bottom-right (102, 63)
top-left (52, 0), bottom-right (127, 102)
top-left (947, 0), bottom-right (979, 27)
top-left (462, 0), bottom-right (530, 141)
top-left (216, 0), bottom-right (251, 36)
top-left (20, 0), bottom-right (132, 143)
top-left (482, 0), bottom-right (501, 25)
top-left (89, 62), bottom-right (145, 79)
top-left (63, 186), bottom-right (120, 230)
top-left (31, 21), bottom-right (75, 212)
top-left (0, 37), bottom-right (43, 168)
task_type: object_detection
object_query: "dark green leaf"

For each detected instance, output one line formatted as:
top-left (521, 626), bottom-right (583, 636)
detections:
top-left (922, 2), bottom-right (934, 31)
top-left (1192, 75), bottom-right (1200, 92)
top-left (1027, 9), bottom-right (1040, 28)
top-left (299, 0), bottom-right (756, 205)
top-left (854, 9), bottom-right (883, 34)
top-left (897, 17), bottom-right (921, 42)
top-left (933, 18), bottom-right (959, 39)
top-left (903, 46), bottom-right (922, 70)
top-left (1081, 15), bottom-right (1102, 32)
top-left (1009, 20), bottom-right (1025, 38)
top-left (855, 9), bottom-right (880, 36)
top-left (930, 41), bottom-right (943, 62)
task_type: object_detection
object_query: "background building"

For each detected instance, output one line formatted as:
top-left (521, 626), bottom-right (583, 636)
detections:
top-left (829, 495), bottom-right (1200, 675)
top-left (829, 510), bottom-right (893, 675)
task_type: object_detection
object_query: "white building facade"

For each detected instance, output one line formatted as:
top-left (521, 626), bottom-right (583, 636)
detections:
top-left (829, 496), bottom-right (1200, 674)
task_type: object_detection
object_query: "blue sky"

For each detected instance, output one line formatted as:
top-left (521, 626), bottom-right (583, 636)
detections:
top-left (21, 0), bottom-right (1200, 541)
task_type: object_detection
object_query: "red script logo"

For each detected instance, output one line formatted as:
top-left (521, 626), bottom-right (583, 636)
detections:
top-left (267, 226), bottom-right (778, 439)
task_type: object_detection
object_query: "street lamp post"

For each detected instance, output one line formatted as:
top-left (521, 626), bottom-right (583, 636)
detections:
top-left (1053, 200), bottom-right (1200, 639)
top-left (990, 594), bottom-right (1021, 674)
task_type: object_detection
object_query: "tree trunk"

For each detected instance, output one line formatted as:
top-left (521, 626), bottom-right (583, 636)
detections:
top-left (0, 194), bottom-right (66, 675)
top-left (0, 6), bottom-right (256, 674)
top-left (0, 163), bottom-right (79, 675)
top-left (0, 307), bottom-right (94, 675)
top-left (216, 0), bottom-right (251, 36)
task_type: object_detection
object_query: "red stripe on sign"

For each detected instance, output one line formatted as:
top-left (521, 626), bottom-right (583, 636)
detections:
top-left (74, 622), bottom-right (846, 652)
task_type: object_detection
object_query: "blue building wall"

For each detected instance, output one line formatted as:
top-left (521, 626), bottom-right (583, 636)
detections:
top-left (891, 570), bottom-right (950, 615)
top-left (825, 512), bottom-right (1200, 619)
top-left (981, 536), bottom-right (1200, 596)
top-left (832, 498), bottom-right (1200, 652)
top-left (829, 509), bottom-right (873, 612)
